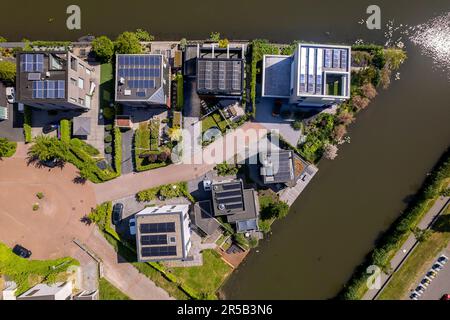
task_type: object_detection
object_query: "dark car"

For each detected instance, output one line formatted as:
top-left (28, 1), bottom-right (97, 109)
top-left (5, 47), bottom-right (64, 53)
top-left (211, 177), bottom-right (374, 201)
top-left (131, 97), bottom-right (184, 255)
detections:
top-left (42, 123), bottom-right (59, 134)
top-left (41, 158), bottom-right (59, 168)
top-left (112, 203), bottom-right (124, 225)
top-left (12, 244), bottom-right (32, 258)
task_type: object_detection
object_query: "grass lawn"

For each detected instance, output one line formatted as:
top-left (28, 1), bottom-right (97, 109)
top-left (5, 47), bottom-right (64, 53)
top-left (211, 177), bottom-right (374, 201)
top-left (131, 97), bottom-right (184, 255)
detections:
top-left (378, 204), bottom-right (450, 300)
top-left (99, 277), bottom-right (130, 300)
top-left (201, 115), bottom-right (219, 134)
top-left (0, 242), bottom-right (79, 295)
top-left (168, 250), bottom-right (232, 299)
top-left (100, 63), bottom-right (114, 108)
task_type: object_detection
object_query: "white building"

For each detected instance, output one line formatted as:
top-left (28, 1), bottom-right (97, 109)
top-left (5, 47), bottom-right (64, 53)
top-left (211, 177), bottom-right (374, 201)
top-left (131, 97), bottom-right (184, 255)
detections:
top-left (262, 43), bottom-right (351, 108)
top-left (135, 204), bottom-right (192, 262)
top-left (16, 282), bottom-right (73, 300)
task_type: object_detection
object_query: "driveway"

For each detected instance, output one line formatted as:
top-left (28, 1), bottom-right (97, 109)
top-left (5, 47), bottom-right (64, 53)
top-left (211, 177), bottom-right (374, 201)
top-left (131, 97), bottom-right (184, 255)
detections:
top-left (0, 81), bottom-right (24, 141)
top-left (121, 128), bottom-right (133, 174)
top-left (0, 144), bottom-right (171, 300)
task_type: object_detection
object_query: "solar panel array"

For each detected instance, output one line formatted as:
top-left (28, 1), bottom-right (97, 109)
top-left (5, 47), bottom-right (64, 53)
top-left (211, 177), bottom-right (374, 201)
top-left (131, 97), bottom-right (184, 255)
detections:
top-left (197, 59), bottom-right (242, 93)
top-left (324, 48), bottom-right (348, 70)
top-left (141, 245), bottom-right (177, 257)
top-left (117, 55), bottom-right (161, 90)
top-left (262, 151), bottom-right (294, 183)
top-left (141, 234), bottom-right (168, 245)
top-left (140, 222), bottom-right (175, 234)
top-left (20, 54), bottom-right (44, 73)
top-left (32, 80), bottom-right (65, 99)
top-left (213, 181), bottom-right (244, 212)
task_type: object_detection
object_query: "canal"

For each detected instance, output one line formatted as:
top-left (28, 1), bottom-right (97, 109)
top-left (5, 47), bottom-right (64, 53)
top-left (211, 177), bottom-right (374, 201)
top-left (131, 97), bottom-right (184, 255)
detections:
top-left (1, 0), bottom-right (449, 299)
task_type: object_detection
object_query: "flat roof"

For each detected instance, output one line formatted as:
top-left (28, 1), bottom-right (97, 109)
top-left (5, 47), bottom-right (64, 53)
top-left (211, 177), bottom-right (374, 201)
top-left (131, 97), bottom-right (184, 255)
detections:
top-left (260, 149), bottom-right (295, 184)
top-left (115, 54), bottom-right (167, 104)
top-left (197, 58), bottom-right (244, 96)
top-left (262, 55), bottom-right (292, 97)
top-left (16, 51), bottom-right (67, 102)
top-left (211, 180), bottom-right (245, 216)
top-left (135, 205), bottom-right (189, 262)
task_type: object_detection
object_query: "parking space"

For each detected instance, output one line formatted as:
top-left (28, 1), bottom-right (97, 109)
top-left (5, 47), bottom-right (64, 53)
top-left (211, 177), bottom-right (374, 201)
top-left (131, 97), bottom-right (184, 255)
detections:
top-left (414, 248), bottom-right (450, 300)
top-left (0, 82), bottom-right (24, 141)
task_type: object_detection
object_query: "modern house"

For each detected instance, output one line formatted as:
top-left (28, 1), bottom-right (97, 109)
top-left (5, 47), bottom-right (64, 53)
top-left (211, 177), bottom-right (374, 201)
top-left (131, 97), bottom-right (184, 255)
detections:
top-left (191, 200), bottom-right (221, 237)
top-left (259, 149), bottom-right (310, 187)
top-left (115, 54), bottom-right (171, 108)
top-left (16, 282), bottom-right (73, 300)
top-left (184, 43), bottom-right (245, 99)
top-left (135, 204), bottom-right (192, 262)
top-left (16, 51), bottom-right (96, 110)
top-left (262, 43), bottom-right (351, 107)
top-left (211, 179), bottom-right (259, 233)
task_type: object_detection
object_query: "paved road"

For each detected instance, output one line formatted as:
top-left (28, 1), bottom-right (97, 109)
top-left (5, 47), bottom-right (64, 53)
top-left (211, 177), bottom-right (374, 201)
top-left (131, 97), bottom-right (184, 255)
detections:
top-left (363, 196), bottom-right (450, 300)
top-left (121, 128), bottom-right (134, 174)
top-left (0, 144), bottom-right (171, 300)
top-left (94, 121), bottom-right (267, 203)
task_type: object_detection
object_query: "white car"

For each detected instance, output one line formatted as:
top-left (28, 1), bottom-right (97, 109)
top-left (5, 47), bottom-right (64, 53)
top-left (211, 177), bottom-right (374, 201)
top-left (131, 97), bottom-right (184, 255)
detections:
top-left (432, 263), bottom-right (444, 271)
top-left (438, 255), bottom-right (448, 265)
top-left (6, 87), bottom-right (15, 104)
top-left (129, 218), bottom-right (136, 236)
top-left (415, 285), bottom-right (426, 294)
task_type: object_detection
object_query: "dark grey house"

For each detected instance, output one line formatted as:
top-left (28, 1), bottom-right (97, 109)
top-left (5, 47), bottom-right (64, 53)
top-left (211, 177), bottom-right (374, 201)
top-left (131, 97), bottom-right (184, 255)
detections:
top-left (211, 179), bottom-right (259, 233)
top-left (115, 54), bottom-right (171, 108)
top-left (16, 51), bottom-right (96, 110)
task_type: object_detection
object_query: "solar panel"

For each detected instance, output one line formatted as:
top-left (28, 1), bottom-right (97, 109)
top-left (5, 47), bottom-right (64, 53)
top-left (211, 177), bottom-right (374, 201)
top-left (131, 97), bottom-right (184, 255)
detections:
top-left (34, 54), bottom-right (44, 72)
top-left (32, 81), bottom-right (44, 98)
top-left (57, 80), bottom-right (65, 98)
top-left (140, 222), bottom-right (175, 234)
top-left (324, 49), bottom-right (332, 68)
top-left (141, 235), bottom-right (167, 245)
top-left (221, 182), bottom-right (242, 191)
top-left (45, 80), bottom-right (56, 99)
top-left (141, 246), bottom-right (177, 257)
top-left (216, 190), bottom-right (242, 198)
top-left (332, 50), bottom-right (340, 68)
top-left (340, 49), bottom-right (348, 69)
top-left (218, 196), bottom-right (243, 204)
top-left (225, 203), bottom-right (243, 210)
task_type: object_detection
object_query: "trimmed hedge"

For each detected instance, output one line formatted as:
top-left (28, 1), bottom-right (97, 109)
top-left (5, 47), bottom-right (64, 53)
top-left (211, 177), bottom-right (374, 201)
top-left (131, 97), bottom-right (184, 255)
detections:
top-left (60, 119), bottom-right (71, 143)
top-left (0, 138), bottom-right (17, 158)
top-left (176, 73), bottom-right (184, 110)
top-left (136, 181), bottom-right (195, 203)
top-left (113, 127), bottom-right (122, 175)
top-left (339, 147), bottom-right (450, 299)
top-left (23, 106), bottom-right (32, 143)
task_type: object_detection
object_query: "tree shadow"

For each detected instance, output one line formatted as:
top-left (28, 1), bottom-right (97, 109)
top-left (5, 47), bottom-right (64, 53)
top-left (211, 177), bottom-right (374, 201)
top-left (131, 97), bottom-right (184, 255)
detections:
top-left (73, 175), bottom-right (87, 185)
top-left (80, 215), bottom-right (92, 225)
top-left (432, 214), bottom-right (450, 233)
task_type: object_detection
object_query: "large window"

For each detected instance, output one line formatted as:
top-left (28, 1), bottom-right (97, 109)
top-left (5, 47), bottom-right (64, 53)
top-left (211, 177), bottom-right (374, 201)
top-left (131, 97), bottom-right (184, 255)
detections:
top-left (78, 77), bottom-right (84, 89)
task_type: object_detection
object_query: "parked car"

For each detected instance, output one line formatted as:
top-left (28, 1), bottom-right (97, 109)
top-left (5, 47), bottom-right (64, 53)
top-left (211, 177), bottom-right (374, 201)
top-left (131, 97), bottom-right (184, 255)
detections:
top-left (438, 255), bottom-right (448, 265)
top-left (41, 158), bottom-right (59, 168)
top-left (410, 292), bottom-right (419, 300)
top-left (415, 285), bottom-right (426, 294)
top-left (421, 277), bottom-right (431, 287)
top-left (112, 203), bottom-right (123, 225)
top-left (129, 218), bottom-right (136, 235)
top-left (427, 270), bottom-right (437, 279)
top-left (12, 244), bottom-right (32, 258)
top-left (432, 263), bottom-right (444, 271)
top-left (43, 123), bottom-right (59, 134)
top-left (6, 87), bottom-right (15, 104)
top-left (441, 294), bottom-right (450, 300)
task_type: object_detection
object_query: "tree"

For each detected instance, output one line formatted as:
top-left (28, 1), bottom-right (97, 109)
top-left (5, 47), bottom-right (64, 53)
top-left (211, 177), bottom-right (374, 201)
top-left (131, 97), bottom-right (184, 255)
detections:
top-left (361, 83), bottom-right (378, 99)
top-left (337, 110), bottom-right (355, 125)
top-left (380, 67), bottom-right (392, 89)
top-left (412, 227), bottom-right (432, 242)
top-left (91, 36), bottom-right (114, 63)
top-left (323, 144), bottom-right (338, 160)
top-left (134, 28), bottom-right (154, 42)
top-left (333, 124), bottom-right (347, 141)
top-left (271, 201), bottom-right (289, 219)
top-left (209, 32), bottom-right (221, 41)
top-left (384, 48), bottom-right (407, 71)
top-left (27, 135), bottom-right (67, 162)
top-left (0, 60), bottom-right (16, 83)
top-left (168, 127), bottom-right (182, 142)
top-left (115, 31), bottom-right (142, 54)
top-left (179, 38), bottom-right (187, 50)
top-left (352, 95), bottom-right (370, 111)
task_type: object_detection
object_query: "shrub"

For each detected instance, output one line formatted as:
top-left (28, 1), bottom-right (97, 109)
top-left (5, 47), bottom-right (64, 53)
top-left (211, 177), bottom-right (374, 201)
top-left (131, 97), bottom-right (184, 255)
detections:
top-left (36, 192), bottom-right (44, 199)
top-left (291, 120), bottom-right (303, 131)
top-left (323, 144), bottom-right (338, 160)
top-left (60, 119), bottom-right (71, 143)
top-left (113, 127), bottom-right (122, 175)
top-left (351, 95), bottom-right (370, 111)
top-left (91, 36), bottom-right (114, 63)
top-left (0, 60), bottom-right (16, 83)
top-left (218, 38), bottom-right (229, 48)
top-left (32, 203), bottom-right (39, 211)
top-left (209, 32), bottom-right (221, 41)
top-left (337, 110), bottom-right (355, 125)
top-left (105, 146), bottom-right (112, 154)
top-left (0, 137), bottom-right (17, 158)
top-left (104, 124), bottom-right (113, 131)
top-left (215, 162), bottom-right (239, 176)
top-left (333, 125), bottom-right (347, 141)
top-left (361, 83), bottom-right (378, 99)
top-left (24, 106), bottom-right (32, 143)
top-left (176, 74), bottom-right (184, 110)
top-left (147, 153), bottom-right (158, 163)
top-left (115, 31), bottom-right (142, 54)
top-left (104, 134), bottom-right (112, 143)
top-left (157, 151), bottom-right (170, 162)
top-left (103, 107), bottom-right (115, 120)
top-left (384, 48), bottom-right (407, 71)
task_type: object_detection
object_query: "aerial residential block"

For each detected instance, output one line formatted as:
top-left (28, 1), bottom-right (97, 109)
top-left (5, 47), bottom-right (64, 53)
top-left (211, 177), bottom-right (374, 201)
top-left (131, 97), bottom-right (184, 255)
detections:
top-left (16, 51), bottom-right (96, 110)
top-left (135, 204), bottom-right (192, 262)
top-left (115, 54), bottom-right (171, 107)
top-left (262, 43), bottom-right (351, 107)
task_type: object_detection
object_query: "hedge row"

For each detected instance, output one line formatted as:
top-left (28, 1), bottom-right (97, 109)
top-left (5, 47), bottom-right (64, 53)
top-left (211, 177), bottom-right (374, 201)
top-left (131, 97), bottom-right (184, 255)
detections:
top-left (23, 106), bottom-right (32, 143)
top-left (339, 147), bottom-right (450, 299)
top-left (136, 181), bottom-right (195, 203)
top-left (60, 119), bottom-right (71, 143)
top-left (113, 127), bottom-right (122, 175)
top-left (176, 73), bottom-right (184, 111)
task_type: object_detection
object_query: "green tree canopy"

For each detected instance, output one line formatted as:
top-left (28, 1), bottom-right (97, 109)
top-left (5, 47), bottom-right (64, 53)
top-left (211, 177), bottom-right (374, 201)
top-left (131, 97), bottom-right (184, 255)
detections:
top-left (0, 60), bottom-right (17, 83)
top-left (134, 29), bottom-right (154, 42)
top-left (91, 36), bottom-right (114, 63)
top-left (115, 31), bottom-right (142, 54)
